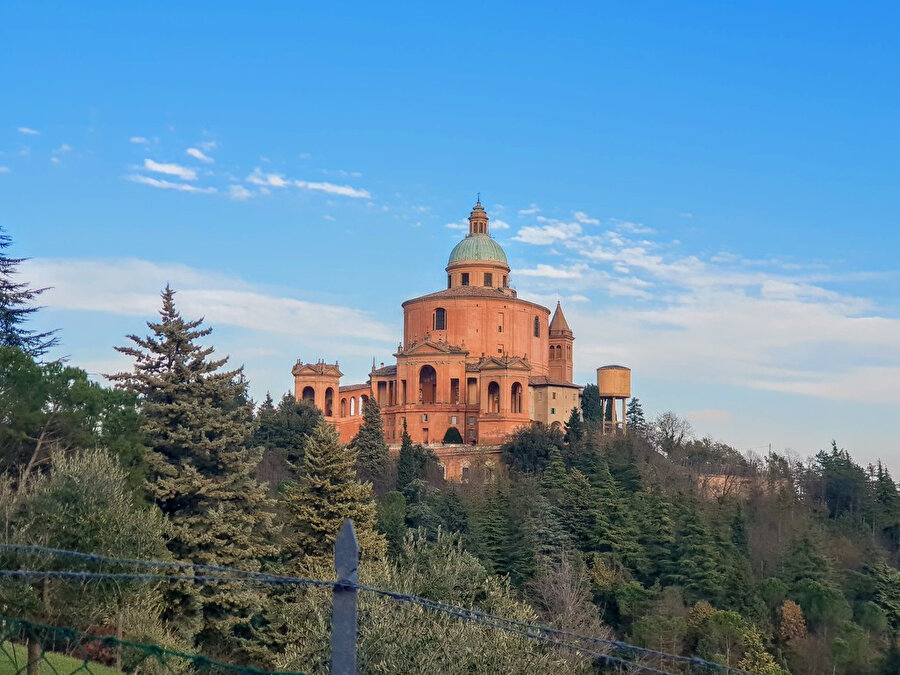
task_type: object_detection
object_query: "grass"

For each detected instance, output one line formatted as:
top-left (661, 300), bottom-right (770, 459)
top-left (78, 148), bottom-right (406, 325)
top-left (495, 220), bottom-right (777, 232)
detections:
top-left (0, 641), bottom-right (118, 675)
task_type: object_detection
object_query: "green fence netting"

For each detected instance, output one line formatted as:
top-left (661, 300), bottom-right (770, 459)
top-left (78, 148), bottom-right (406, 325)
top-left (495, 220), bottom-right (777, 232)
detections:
top-left (0, 616), bottom-right (305, 675)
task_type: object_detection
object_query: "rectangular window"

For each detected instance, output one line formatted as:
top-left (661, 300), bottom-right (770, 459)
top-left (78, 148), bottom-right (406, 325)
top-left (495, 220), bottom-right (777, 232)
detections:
top-left (451, 415), bottom-right (458, 425)
top-left (484, 272), bottom-right (493, 287)
top-left (551, 408), bottom-right (555, 415)
top-left (447, 274), bottom-right (452, 288)
top-left (461, 272), bottom-right (469, 286)
top-left (498, 325), bottom-right (503, 333)
top-left (468, 416), bottom-right (476, 425)
top-left (422, 414), bottom-right (428, 422)
top-left (497, 344), bottom-right (503, 354)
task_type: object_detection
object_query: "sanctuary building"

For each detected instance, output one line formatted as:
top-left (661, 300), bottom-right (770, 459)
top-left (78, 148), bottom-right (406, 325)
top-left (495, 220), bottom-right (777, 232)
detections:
top-left (292, 200), bottom-right (582, 478)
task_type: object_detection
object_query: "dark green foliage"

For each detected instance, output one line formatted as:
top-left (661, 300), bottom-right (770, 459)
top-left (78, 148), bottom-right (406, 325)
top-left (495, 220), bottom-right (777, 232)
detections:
top-left (111, 286), bottom-right (277, 658)
top-left (395, 428), bottom-right (440, 493)
top-left (468, 488), bottom-right (514, 575)
top-left (377, 491), bottom-right (408, 555)
top-left (442, 426), bottom-right (463, 444)
top-left (564, 407), bottom-right (583, 444)
top-left (816, 440), bottom-right (873, 521)
top-left (254, 392), bottom-right (322, 471)
top-left (350, 397), bottom-right (391, 493)
top-left (0, 346), bottom-right (147, 491)
top-left (0, 226), bottom-right (58, 358)
top-left (626, 397), bottom-right (648, 435)
top-left (580, 383), bottom-right (602, 424)
top-left (500, 422), bottom-right (565, 474)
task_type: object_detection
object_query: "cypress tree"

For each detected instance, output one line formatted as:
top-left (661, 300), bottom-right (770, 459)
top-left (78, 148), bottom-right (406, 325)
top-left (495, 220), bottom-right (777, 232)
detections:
top-left (350, 397), bottom-right (391, 493)
top-left (564, 406), bottom-right (584, 445)
top-left (396, 426), bottom-right (418, 491)
top-left (0, 226), bottom-right (58, 357)
top-left (580, 383), bottom-right (602, 425)
top-left (282, 419), bottom-right (385, 560)
top-left (110, 286), bottom-right (277, 657)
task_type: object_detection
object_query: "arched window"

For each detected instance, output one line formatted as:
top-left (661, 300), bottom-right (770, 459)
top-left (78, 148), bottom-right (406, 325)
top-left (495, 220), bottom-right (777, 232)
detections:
top-left (556, 345), bottom-right (562, 360)
top-left (549, 345), bottom-right (554, 360)
top-left (324, 387), bottom-right (334, 417)
top-left (433, 307), bottom-right (446, 331)
top-left (340, 397), bottom-right (347, 417)
top-left (511, 382), bottom-right (523, 413)
top-left (488, 381), bottom-right (500, 413)
top-left (302, 386), bottom-right (315, 402)
top-left (360, 394), bottom-right (369, 410)
top-left (350, 397), bottom-right (356, 416)
top-left (533, 316), bottom-right (540, 338)
top-left (419, 365), bottom-right (437, 404)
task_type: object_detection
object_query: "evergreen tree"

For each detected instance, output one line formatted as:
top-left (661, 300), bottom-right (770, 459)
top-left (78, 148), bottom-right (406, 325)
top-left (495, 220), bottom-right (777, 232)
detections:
top-left (396, 426), bottom-right (417, 491)
top-left (0, 227), bottom-right (58, 358)
top-left (501, 422), bottom-right (565, 474)
top-left (350, 396), bottom-right (391, 493)
top-left (469, 488), bottom-right (513, 575)
top-left (564, 406), bottom-right (584, 445)
top-left (282, 419), bottom-right (385, 560)
top-left (110, 286), bottom-right (277, 658)
top-left (580, 383), bottom-right (602, 425)
top-left (626, 397), bottom-right (648, 435)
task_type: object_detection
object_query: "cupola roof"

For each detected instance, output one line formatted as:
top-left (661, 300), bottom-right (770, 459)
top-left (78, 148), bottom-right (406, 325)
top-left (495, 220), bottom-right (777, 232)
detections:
top-left (447, 199), bottom-right (509, 267)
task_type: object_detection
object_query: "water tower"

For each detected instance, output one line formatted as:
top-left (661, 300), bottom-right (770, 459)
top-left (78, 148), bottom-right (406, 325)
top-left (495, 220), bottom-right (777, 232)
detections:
top-left (596, 365), bottom-right (631, 435)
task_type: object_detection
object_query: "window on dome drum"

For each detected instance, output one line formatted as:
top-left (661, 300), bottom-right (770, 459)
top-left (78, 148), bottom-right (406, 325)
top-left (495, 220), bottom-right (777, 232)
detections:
top-left (503, 275), bottom-right (507, 287)
top-left (447, 274), bottom-right (452, 289)
top-left (534, 316), bottom-right (540, 337)
top-left (484, 272), bottom-right (493, 287)
top-left (433, 307), bottom-right (446, 331)
top-left (461, 272), bottom-right (469, 286)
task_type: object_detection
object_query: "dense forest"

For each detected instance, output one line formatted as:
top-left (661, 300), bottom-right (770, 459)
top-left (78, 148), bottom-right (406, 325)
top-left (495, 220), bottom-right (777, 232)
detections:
top-left (2, 227), bottom-right (899, 674)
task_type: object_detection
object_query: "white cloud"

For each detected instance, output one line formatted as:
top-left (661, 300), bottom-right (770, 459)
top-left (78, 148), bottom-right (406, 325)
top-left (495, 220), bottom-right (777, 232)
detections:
top-left (247, 167), bottom-right (289, 187)
top-left (294, 180), bottom-right (371, 199)
top-left (512, 219), bottom-right (582, 245)
top-left (573, 211), bottom-right (600, 225)
top-left (445, 220), bottom-right (468, 232)
top-left (56, 143), bottom-right (72, 153)
top-left (516, 263), bottom-right (588, 279)
top-left (129, 136), bottom-right (149, 144)
top-left (127, 175), bottom-right (216, 193)
top-left (228, 184), bottom-right (253, 200)
top-left (186, 147), bottom-right (214, 163)
top-left (23, 258), bottom-right (394, 344)
top-left (50, 157), bottom-right (60, 165)
top-left (17, 126), bottom-right (39, 135)
top-left (199, 140), bottom-right (217, 151)
top-left (143, 159), bottom-right (197, 181)
top-left (0, 166), bottom-right (9, 173)
top-left (518, 204), bottom-right (540, 215)
top-left (492, 219), bottom-right (510, 230)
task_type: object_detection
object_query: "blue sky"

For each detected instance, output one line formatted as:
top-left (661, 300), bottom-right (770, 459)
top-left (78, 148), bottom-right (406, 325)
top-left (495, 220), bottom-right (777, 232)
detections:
top-left (2, 2), bottom-right (899, 467)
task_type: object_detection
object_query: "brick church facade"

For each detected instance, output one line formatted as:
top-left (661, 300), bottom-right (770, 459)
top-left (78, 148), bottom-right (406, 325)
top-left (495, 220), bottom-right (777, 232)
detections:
top-left (292, 200), bottom-right (581, 479)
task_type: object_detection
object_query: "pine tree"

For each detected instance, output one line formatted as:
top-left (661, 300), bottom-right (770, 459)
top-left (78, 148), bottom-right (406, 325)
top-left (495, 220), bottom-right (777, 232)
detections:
top-left (626, 397), bottom-right (648, 435)
top-left (0, 226), bottom-right (58, 357)
top-left (396, 426), bottom-right (417, 491)
top-left (350, 397), bottom-right (390, 493)
top-left (564, 407), bottom-right (584, 445)
top-left (282, 420), bottom-right (385, 560)
top-left (110, 286), bottom-right (277, 658)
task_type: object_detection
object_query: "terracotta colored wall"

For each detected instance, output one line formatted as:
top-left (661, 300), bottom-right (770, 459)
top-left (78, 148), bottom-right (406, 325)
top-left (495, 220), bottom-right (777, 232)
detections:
top-left (403, 295), bottom-right (551, 375)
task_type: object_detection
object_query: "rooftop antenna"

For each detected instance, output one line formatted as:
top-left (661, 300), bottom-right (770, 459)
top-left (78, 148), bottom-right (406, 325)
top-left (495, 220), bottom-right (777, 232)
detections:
top-left (477, 191), bottom-right (481, 203)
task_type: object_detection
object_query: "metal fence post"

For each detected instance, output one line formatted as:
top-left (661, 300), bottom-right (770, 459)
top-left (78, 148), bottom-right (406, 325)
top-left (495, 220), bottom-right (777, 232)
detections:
top-left (331, 519), bottom-right (358, 675)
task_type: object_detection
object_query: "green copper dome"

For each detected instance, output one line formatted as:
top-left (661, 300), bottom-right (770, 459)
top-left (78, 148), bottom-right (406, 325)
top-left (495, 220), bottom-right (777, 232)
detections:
top-left (448, 234), bottom-right (508, 267)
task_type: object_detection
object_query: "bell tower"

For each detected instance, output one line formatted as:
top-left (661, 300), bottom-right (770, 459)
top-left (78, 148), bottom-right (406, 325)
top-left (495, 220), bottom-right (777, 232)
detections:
top-left (548, 301), bottom-right (574, 382)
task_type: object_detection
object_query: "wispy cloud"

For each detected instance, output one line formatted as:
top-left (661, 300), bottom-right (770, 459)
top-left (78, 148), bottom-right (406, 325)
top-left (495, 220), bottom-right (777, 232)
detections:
top-left (129, 136), bottom-right (149, 144)
top-left (247, 167), bottom-right (289, 188)
top-left (513, 217), bottom-right (582, 245)
top-left (518, 203), bottom-right (540, 215)
top-left (127, 175), bottom-right (216, 193)
top-left (573, 211), bottom-right (600, 225)
top-left (228, 184), bottom-right (253, 200)
top-left (186, 147), bottom-right (214, 164)
top-left (56, 143), bottom-right (72, 153)
top-left (492, 219), bottom-right (510, 230)
top-left (294, 180), bottom-right (370, 199)
top-left (199, 140), bottom-right (217, 152)
top-left (17, 126), bottom-right (39, 135)
top-left (0, 166), bottom-right (10, 174)
top-left (516, 263), bottom-right (588, 279)
top-left (143, 159), bottom-right (197, 181)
